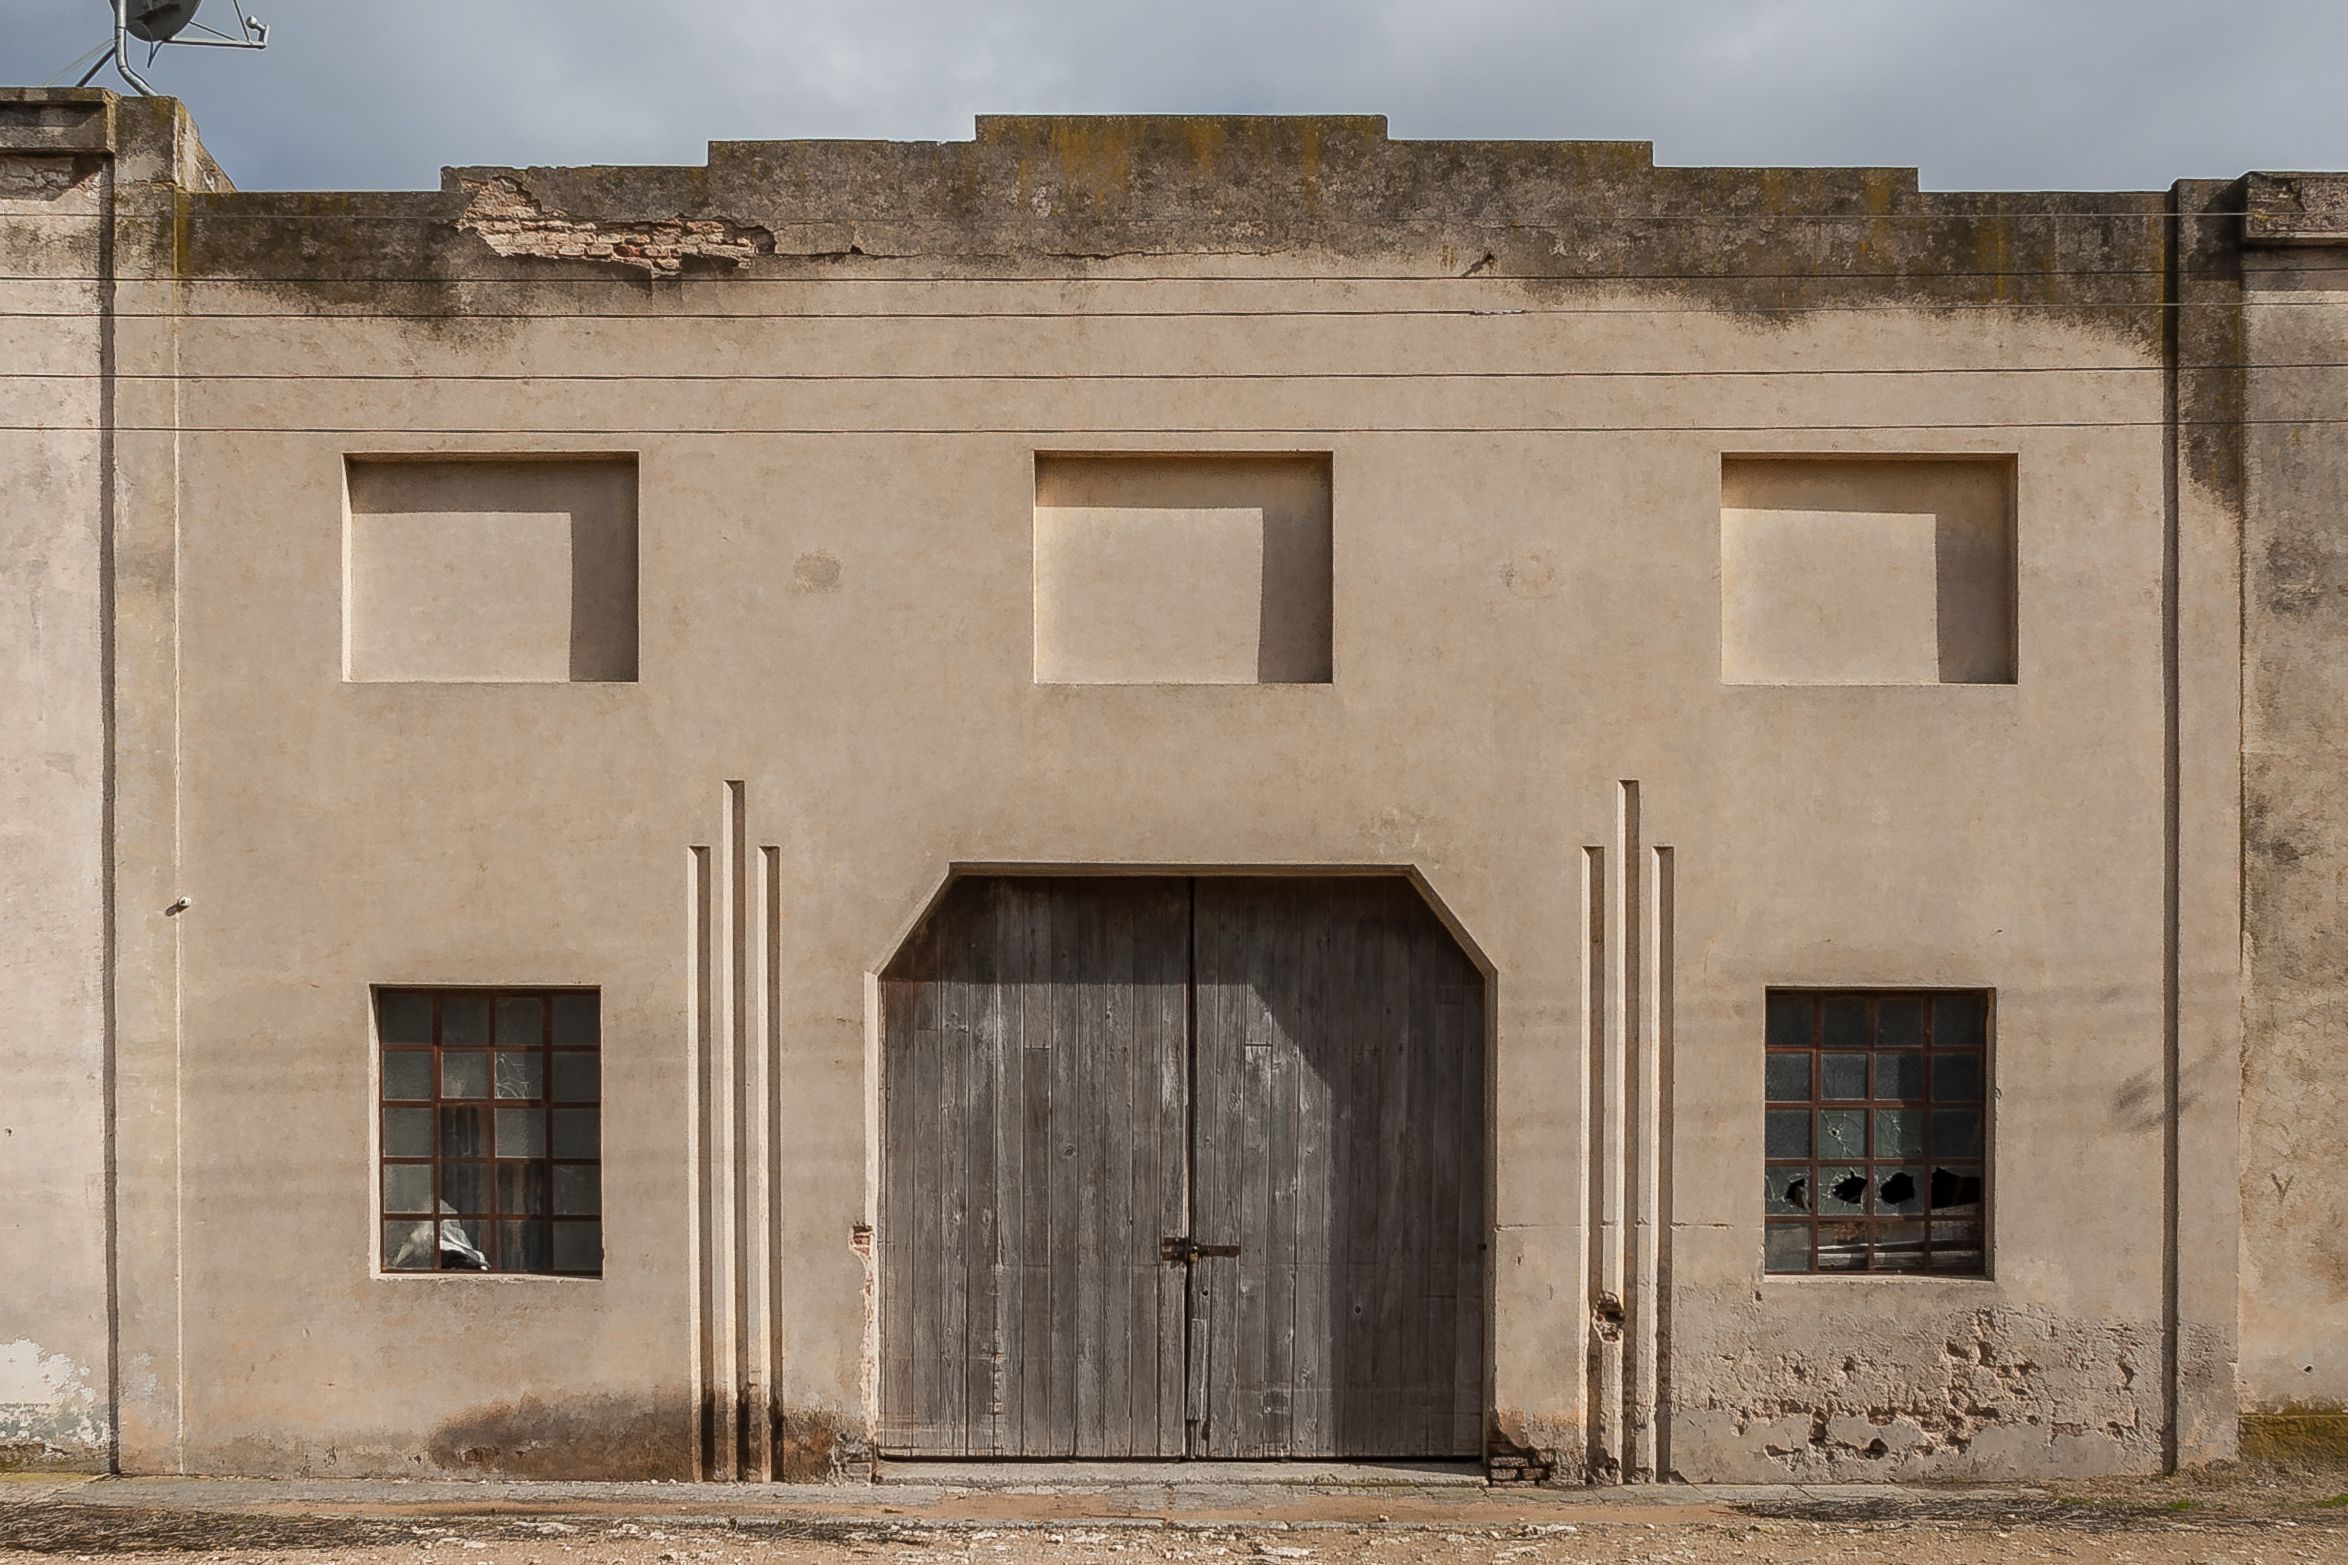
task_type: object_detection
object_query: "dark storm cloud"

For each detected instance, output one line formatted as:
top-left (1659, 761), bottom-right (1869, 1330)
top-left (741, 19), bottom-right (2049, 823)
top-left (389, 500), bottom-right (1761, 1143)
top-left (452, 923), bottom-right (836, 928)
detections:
top-left (6, 0), bottom-right (2343, 191)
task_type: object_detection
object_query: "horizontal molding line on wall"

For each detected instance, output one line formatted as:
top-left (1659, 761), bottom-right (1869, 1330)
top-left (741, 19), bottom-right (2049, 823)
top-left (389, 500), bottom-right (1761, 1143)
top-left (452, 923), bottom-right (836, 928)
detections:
top-left (0, 207), bottom-right (2278, 225)
top-left (1, 299), bottom-right (2331, 321)
top-left (6, 262), bottom-right (2328, 284)
top-left (8, 419), bottom-right (2348, 437)
top-left (10, 362), bottom-right (2344, 382)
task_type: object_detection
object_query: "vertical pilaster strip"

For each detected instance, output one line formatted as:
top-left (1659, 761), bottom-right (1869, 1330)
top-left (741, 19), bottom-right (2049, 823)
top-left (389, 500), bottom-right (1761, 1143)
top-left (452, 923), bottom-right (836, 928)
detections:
top-left (743, 843), bottom-right (780, 1480)
top-left (1578, 845), bottom-right (1609, 1480)
top-left (708, 784), bottom-right (743, 1479)
top-left (1612, 782), bottom-right (1646, 1479)
top-left (1589, 784), bottom-right (1638, 1481)
top-left (1641, 844), bottom-right (1676, 1480)
top-left (686, 844), bottom-right (713, 1479)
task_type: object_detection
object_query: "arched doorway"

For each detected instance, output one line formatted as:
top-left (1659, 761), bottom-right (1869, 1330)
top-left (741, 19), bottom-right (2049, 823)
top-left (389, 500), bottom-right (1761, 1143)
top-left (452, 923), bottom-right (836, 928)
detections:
top-left (878, 875), bottom-right (1487, 1459)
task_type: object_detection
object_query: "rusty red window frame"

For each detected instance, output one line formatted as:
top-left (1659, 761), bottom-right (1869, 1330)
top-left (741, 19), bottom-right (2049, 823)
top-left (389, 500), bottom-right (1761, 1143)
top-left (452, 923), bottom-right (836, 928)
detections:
top-left (1761, 988), bottom-right (1991, 1277)
top-left (376, 987), bottom-right (603, 1276)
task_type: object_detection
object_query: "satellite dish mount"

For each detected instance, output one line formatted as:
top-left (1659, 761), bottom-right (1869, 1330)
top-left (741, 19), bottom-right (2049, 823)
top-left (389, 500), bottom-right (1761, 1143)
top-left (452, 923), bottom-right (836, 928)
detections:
top-left (78, 0), bottom-right (268, 97)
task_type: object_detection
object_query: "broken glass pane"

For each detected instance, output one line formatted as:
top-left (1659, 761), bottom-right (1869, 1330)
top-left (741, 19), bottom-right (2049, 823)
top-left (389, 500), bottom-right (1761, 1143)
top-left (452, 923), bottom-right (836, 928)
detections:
top-left (552, 1220), bottom-right (603, 1274)
top-left (437, 1216), bottom-right (489, 1270)
top-left (552, 1108), bottom-right (600, 1160)
top-left (383, 1107), bottom-right (433, 1158)
top-left (552, 992), bottom-right (600, 1048)
top-left (1821, 1052), bottom-right (1868, 1099)
top-left (498, 1219), bottom-right (551, 1273)
top-left (382, 1163), bottom-right (433, 1215)
top-left (383, 1220), bottom-right (435, 1270)
top-left (1931, 1052), bottom-right (1983, 1101)
top-left (1875, 1107), bottom-right (1924, 1157)
top-left (1765, 1052), bottom-right (1811, 1102)
top-left (553, 1163), bottom-right (600, 1216)
top-left (1818, 1108), bottom-right (1865, 1159)
top-left (440, 1161), bottom-right (488, 1214)
top-left (551, 1051), bottom-right (600, 1103)
top-left (496, 1107), bottom-right (547, 1158)
top-left (1876, 1052), bottom-right (1925, 1099)
top-left (1929, 1164), bottom-right (1986, 1212)
top-left (494, 1051), bottom-right (542, 1100)
top-left (382, 1050), bottom-right (432, 1101)
top-left (498, 1160), bottom-right (548, 1215)
top-left (1932, 991), bottom-right (1987, 1048)
top-left (1875, 1219), bottom-right (1928, 1271)
top-left (439, 1106), bottom-right (488, 1157)
top-left (1875, 1167), bottom-right (1925, 1215)
top-left (441, 1050), bottom-right (489, 1100)
top-left (1817, 1221), bottom-right (1867, 1270)
top-left (1931, 1108), bottom-right (1985, 1157)
top-left (1820, 1165), bottom-right (1867, 1215)
top-left (442, 994), bottom-right (492, 1047)
top-left (1766, 1168), bottom-right (1809, 1215)
top-left (1876, 996), bottom-right (1926, 1048)
top-left (495, 995), bottom-right (544, 1048)
top-left (1822, 995), bottom-right (1867, 1050)
top-left (377, 990), bottom-right (433, 1046)
top-left (1765, 1108), bottom-right (1810, 1158)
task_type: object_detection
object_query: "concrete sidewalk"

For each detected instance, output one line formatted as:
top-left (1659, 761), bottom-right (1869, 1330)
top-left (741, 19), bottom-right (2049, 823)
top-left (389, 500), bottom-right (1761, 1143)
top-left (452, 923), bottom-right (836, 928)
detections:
top-left (0, 1469), bottom-right (2046, 1532)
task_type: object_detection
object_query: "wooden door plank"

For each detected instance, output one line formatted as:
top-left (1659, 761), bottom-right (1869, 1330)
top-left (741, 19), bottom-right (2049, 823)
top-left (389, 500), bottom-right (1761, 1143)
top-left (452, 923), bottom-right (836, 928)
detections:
top-left (910, 926), bottom-right (949, 1452)
top-left (1292, 907), bottom-right (1335, 1457)
top-left (965, 882), bottom-right (1007, 1456)
top-left (1102, 894), bottom-right (1137, 1458)
top-left (1226, 888), bottom-right (1272, 1456)
top-left (1155, 894), bottom-right (1191, 1457)
top-left (1264, 897), bottom-right (1303, 1458)
top-left (1373, 901), bottom-right (1417, 1454)
top-left (1192, 883), bottom-right (1240, 1456)
top-left (878, 974), bottom-right (918, 1450)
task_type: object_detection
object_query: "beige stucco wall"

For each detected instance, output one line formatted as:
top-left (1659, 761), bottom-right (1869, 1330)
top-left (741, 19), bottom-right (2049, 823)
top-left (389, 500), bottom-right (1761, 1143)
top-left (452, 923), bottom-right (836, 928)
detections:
top-left (2240, 194), bottom-right (2348, 1440)
top-left (0, 120), bottom-right (112, 1470)
top-left (2, 96), bottom-right (2304, 1483)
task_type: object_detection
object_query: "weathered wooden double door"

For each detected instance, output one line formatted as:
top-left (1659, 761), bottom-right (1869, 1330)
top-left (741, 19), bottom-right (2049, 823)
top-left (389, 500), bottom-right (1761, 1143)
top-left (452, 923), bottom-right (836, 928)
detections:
top-left (879, 875), bottom-right (1486, 1460)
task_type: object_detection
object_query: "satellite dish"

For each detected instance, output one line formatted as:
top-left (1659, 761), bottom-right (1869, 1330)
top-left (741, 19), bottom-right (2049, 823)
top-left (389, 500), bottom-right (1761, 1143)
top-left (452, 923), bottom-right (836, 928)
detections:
top-left (125, 0), bottom-right (203, 43)
top-left (75, 0), bottom-right (268, 96)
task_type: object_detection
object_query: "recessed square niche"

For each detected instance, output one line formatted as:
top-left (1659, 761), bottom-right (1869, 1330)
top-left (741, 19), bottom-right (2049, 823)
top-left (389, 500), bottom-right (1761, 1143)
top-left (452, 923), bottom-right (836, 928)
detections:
top-left (1720, 456), bottom-right (2017, 686)
top-left (344, 457), bottom-right (638, 683)
top-left (1034, 454), bottom-right (1333, 685)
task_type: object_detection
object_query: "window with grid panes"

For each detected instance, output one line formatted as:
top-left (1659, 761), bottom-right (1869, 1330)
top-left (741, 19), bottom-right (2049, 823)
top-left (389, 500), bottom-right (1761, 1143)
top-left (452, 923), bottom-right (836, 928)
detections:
top-left (1762, 990), bottom-right (1988, 1275)
top-left (377, 988), bottom-right (603, 1275)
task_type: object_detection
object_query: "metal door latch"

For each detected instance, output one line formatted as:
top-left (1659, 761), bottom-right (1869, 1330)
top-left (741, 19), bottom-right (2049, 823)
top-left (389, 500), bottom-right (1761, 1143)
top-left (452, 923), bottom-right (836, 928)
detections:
top-left (1161, 1236), bottom-right (1241, 1264)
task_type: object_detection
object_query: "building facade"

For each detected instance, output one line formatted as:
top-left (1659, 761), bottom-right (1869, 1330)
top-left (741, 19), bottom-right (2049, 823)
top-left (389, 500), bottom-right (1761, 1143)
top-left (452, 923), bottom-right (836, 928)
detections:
top-left (2, 89), bottom-right (2344, 1483)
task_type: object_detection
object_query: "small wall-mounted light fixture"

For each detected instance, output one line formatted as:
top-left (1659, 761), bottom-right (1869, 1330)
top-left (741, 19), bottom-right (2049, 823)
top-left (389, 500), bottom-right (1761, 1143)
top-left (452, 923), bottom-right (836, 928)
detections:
top-left (164, 896), bottom-right (191, 917)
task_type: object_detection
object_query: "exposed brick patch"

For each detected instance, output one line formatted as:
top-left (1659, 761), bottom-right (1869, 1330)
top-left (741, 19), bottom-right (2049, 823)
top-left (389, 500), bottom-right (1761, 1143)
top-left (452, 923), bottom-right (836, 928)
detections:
top-left (456, 176), bottom-right (771, 275)
top-left (1486, 1427), bottom-right (1557, 1485)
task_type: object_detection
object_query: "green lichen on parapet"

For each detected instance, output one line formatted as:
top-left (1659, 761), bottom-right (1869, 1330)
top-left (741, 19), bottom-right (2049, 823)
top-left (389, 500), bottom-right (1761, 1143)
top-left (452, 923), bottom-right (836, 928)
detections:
top-left (2243, 1404), bottom-right (2348, 1466)
top-left (32, 102), bottom-right (2180, 353)
top-left (2245, 172), bottom-right (2348, 243)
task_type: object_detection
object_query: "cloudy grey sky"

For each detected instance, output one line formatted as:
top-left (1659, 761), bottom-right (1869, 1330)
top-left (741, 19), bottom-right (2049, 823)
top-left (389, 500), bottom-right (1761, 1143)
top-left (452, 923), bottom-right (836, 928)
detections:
top-left (6, 0), bottom-right (2343, 192)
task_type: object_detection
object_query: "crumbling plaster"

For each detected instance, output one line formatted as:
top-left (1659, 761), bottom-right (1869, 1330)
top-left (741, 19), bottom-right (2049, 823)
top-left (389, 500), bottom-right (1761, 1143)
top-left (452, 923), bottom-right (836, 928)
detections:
top-left (1671, 1298), bottom-right (2166, 1482)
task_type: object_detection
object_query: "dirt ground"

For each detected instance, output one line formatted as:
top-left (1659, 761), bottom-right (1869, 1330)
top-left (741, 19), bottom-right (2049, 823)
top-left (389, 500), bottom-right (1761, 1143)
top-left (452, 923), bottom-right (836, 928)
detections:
top-left (4, 1466), bottom-right (2346, 1565)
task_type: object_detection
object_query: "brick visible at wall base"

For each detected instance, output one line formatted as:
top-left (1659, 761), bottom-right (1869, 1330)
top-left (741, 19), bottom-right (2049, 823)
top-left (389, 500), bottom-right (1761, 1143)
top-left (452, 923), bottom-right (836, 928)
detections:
top-left (1486, 1433), bottom-right (1557, 1486)
top-left (2241, 1408), bottom-right (2348, 1466)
